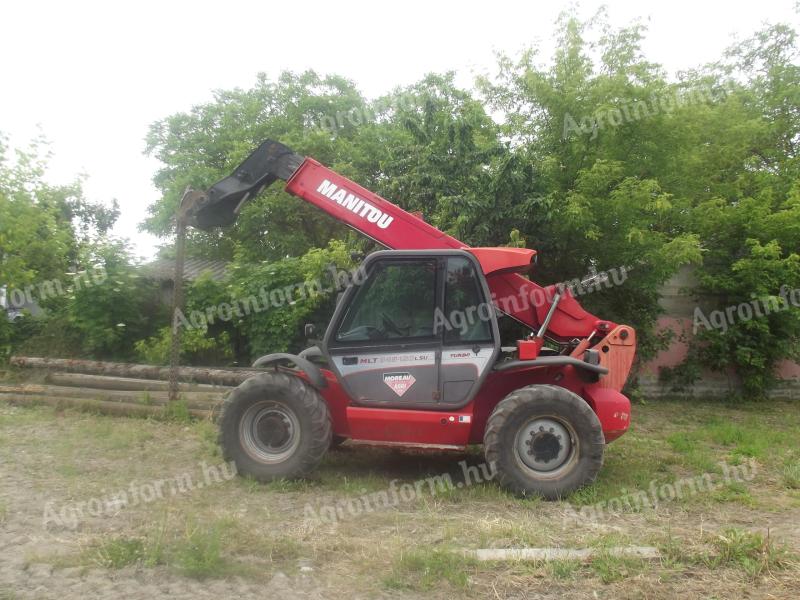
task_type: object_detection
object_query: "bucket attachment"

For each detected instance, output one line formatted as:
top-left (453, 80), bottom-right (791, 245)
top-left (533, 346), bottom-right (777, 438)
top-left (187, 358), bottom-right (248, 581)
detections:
top-left (187, 140), bottom-right (304, 229)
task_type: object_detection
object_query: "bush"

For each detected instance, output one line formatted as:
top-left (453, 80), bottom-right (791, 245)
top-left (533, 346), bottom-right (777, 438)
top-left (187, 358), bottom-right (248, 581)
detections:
top-left (228, 240), bottom-right (353, 360)
top-left (134, 327), bottom-right (233, 366)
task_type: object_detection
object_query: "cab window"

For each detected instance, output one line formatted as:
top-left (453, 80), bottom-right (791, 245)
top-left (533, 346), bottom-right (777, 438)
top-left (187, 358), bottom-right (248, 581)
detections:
top-left (443, 257), bottom-right (493, 344)
top-left (335, 260), bottom-right (436, 342)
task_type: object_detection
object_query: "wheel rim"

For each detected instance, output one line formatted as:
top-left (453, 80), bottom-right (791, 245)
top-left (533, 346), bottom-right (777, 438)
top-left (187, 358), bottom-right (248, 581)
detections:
top-left (239, 401), bottom-right (301, 464)
top-left (515, 416), bottom-right (577, 476)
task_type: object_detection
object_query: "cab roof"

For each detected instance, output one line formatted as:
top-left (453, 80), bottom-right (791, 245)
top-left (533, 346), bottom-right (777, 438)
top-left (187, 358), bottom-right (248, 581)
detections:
top-left (466, 247), bottom-right (537, 277)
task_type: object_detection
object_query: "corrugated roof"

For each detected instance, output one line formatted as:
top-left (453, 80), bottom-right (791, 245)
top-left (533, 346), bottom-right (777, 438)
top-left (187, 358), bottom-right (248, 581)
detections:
top-left (142, 257), bottom-right (230, 282)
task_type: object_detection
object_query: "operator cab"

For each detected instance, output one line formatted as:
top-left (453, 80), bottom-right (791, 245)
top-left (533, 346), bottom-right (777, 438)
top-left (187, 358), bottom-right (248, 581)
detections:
top-left (321, 249), bottom-right (500, 410)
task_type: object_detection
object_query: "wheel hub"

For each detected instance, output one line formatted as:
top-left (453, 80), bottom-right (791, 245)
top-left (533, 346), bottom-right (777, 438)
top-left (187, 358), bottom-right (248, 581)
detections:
top-left (516, 418), bottom-right (572, 472)
top-left (256, 413), bottom-right (293, 450)
top-left (240, 401), bottom-right (301, 463)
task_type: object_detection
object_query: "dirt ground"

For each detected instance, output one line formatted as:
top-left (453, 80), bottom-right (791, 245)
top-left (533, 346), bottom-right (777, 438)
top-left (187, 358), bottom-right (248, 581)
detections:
top-left (0, 397), bottom-right (799, 599)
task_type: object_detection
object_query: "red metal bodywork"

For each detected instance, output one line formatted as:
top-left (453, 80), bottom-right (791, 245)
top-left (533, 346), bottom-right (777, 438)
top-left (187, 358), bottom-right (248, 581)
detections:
top-left (279, 156), bottom-right (635, 447)
top-left (306, 325), bottom-right (635, 446)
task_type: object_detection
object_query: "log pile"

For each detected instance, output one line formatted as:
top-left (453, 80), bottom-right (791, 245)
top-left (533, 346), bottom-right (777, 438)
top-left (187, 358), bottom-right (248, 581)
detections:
top-left (0, 356), bottom-right (249, 420)
top-left (9, 356), bottom-right (261, 387)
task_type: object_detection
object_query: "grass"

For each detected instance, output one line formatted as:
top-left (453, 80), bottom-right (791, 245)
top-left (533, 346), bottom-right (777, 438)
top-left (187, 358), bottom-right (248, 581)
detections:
top-left (565, 400), bottom-right (800, 513)
top-left (783, 460), bottom-right (800, 489)
top-left (60, 512), bottom-right (306, 580)
top-left (707, 528), bottom-right (793, 579)
top-left (660, 526), bottom-right (796, 579)
top-left (173, 524), bottom-right (227, 578)
top-left (384, 548), bottom-right (476, 591)
top-left (549, 558), bottom-right (582, 579)
top-left (163, 398), bottom-right (191, 422)
top-left (668, 413), bottom-right (796, 463)
top-left (665, 431), bottom-right (719, 472)
top-left (590, 553), bottom-right (646, 584)
top-left (195, 419), bottom-right (221, 459)
top-left (3, 396), bottom-right (800, 596)
top-left (262, 477), bottom-right (316, 493)
top-left (91, 536), bottom-right (162, 569)
top-left (76, 517), bottom-right (272, 579)
top-left (710, 481), bottom-right (757, 507)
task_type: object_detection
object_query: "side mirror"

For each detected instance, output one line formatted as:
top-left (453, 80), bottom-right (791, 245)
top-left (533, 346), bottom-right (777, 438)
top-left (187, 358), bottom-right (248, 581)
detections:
top-left (304, 323), bottom-right (316, 339)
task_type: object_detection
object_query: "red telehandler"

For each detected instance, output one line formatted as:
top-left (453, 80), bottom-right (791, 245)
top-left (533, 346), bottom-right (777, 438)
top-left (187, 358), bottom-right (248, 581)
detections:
top-left (185, 140), bottom-right (636, 498)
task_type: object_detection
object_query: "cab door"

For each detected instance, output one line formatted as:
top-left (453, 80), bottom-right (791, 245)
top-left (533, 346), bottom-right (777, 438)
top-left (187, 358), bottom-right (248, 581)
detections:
top-left (324, 256), bottom-right (442, 408)
top-left (438, 255), bottom-right (499, 407)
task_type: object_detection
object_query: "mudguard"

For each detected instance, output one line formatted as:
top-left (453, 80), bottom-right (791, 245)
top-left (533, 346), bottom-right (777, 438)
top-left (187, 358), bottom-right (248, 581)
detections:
top-left (252, 353), bottom-right (328, 389)
top-left (582, 385), bottom-right (631, 442)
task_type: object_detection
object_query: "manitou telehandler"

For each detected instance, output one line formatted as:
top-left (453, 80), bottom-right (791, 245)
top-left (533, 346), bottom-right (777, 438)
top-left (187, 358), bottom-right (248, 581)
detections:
top-left (185, 140), bottom-right (635, 499)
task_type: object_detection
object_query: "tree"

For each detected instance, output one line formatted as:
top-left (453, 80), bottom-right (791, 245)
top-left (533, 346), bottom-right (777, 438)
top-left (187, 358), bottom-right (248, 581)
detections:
top-left (0, 134), bottom-right (120, 361)
top-left (138, 15), bottom-right (800, 393)
top-left (144, 71), bottom-right (371, 262)
top-left (478, 12), bottom-right (702, 362)
top-left (0, 134), bottom-right (117, 290)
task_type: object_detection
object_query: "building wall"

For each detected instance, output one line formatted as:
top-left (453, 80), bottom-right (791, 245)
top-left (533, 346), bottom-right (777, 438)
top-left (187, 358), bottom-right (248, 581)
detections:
top-left (638, 266), bottom-right (800, 397)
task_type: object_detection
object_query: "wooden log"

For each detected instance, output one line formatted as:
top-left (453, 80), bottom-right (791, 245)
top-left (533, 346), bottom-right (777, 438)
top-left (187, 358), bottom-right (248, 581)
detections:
top-left (0, 393), bottom-right (214, 420)
top-left (10, 356), bottom-right (264, 387)
top-left (0, 384), bottom-right (223, 410)
top-left (45, 372), bottom-right (231, 393)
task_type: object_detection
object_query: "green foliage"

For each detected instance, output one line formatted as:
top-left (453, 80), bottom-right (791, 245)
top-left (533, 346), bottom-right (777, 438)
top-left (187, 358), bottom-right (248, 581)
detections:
top-left (135, 327), bottom-right (233, 366)
top-left (0, 314), bottom-right (45, 363)
top-left (505, 229), bottom-right (527, 248)
top-left (549, 558), bottom-right (581, 580)
top-left (554, 162), bottom-right (702, 360)
top-left (0, 135), bottom-right (118, 289)
top-left (60, 242), bottom-right (164, 359)
top-left (144, 71), bottom-right (371, 261)
top-left (229, 240), bottom-right (353, 358)
top-left (0, 134), bottom-right (154, 362)
top-left (688, 197), bottom-right (800, 395)
top-left (6, 11), bottom-right (800, 393)
top-left (477, 13), bottom-right (800, 385)
top-left (476, 14), bottom-right (712, 363)
top-left (9, 242), bottom-right (166, 362)
top-left (367, 73), bottom-right (511, 245)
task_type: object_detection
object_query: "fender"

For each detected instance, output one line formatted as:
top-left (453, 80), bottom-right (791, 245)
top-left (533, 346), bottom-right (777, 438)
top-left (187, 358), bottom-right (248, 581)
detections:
top-left (252, 353), bottom-right (328, 389)
top-left (582, 385), bottom-right (631, 442)
top-left (298, 345), bottom-right (324, 361)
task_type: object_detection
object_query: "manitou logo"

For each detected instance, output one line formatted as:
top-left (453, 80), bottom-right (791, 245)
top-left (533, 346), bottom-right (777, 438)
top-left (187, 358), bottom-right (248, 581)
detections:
top-left (316, 180), bottom-right (394, 229)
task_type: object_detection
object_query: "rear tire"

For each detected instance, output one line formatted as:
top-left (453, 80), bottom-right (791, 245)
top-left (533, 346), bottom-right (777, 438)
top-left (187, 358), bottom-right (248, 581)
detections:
top-left (219, 372), bottom-right (332, 481)
top-left (484, 385), bottom-right (604, 499)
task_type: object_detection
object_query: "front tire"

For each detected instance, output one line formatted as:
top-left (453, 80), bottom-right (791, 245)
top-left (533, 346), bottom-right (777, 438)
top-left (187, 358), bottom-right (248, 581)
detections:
top-left (219, 372), bottom-right (332, 480)
top-left (484, 385), bottom-right (604, 499)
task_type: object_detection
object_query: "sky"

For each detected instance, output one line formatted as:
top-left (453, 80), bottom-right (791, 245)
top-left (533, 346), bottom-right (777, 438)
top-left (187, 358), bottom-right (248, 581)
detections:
top-left (1, 0), bottom-right (798, 261)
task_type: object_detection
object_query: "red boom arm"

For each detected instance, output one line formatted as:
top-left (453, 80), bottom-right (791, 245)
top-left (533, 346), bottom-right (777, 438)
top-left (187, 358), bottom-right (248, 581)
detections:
top-left (189, 140), bottom-right (608, 341)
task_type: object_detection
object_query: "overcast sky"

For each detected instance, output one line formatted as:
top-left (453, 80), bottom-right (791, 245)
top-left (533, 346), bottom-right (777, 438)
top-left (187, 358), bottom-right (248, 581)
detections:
top-left (2, 0), bottom-right (797, 260)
